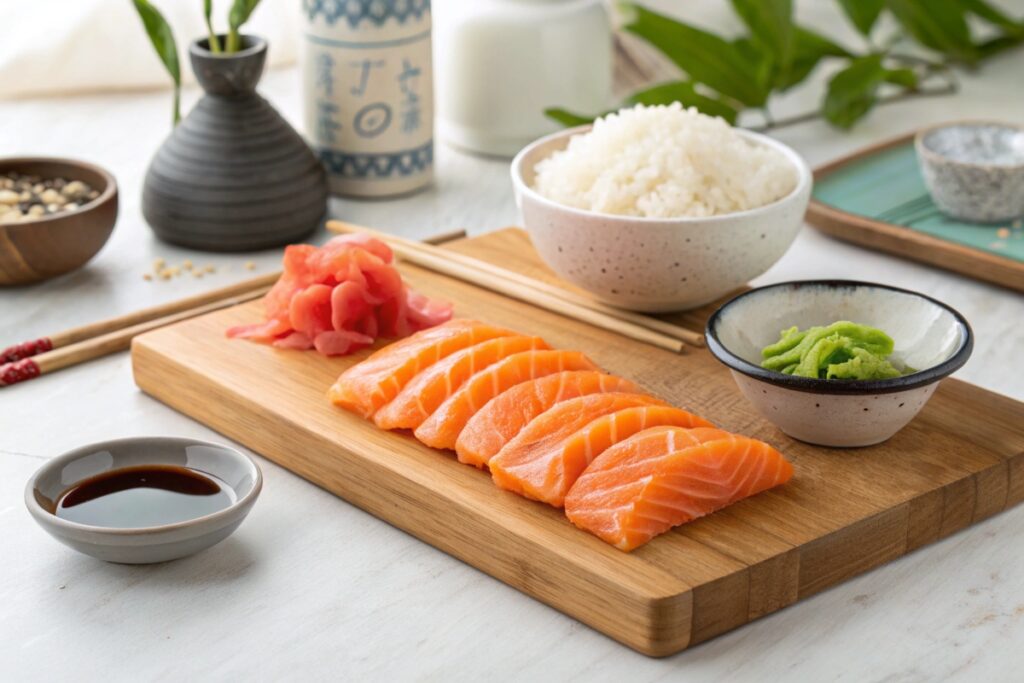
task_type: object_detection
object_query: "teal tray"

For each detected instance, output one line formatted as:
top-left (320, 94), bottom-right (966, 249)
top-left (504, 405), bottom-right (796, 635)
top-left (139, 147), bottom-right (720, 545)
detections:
top-left (807, 132), bottom-right (1024, 293)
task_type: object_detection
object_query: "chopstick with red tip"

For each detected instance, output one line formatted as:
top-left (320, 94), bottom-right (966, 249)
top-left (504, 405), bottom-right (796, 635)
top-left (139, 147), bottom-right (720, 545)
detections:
top-left (0, 272), bottom-right (282, 364)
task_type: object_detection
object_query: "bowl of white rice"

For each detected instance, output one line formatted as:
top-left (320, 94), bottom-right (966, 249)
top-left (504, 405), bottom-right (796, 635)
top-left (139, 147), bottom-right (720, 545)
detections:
top-left (511, 103), bottom-right (811, 312)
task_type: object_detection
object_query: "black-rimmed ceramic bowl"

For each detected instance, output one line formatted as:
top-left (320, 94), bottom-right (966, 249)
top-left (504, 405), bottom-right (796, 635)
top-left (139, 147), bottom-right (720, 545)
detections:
top-left (25, 437), bottom-right (262, 564)
top-left (705, 281), bottom-right (973, 447)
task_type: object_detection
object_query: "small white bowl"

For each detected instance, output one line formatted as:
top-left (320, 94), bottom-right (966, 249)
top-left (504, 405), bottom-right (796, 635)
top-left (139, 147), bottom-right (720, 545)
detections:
top-left (511, 125), bottom-right (812, 312)
top-left (916, 120), bottom-right (1024, 223)
top-left (705, 281), bottom-right (973, 447)
top-left (25, 437), bottom-right (262, 564)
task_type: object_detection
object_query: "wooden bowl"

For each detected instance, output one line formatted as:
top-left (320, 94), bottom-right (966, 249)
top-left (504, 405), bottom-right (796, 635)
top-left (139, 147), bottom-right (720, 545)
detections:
top-left (0, 158), bottom-right (118, 285)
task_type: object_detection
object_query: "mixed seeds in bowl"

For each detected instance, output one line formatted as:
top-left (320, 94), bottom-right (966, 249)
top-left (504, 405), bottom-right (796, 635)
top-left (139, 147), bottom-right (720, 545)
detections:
top-left (0, 171), bottom-right (100, 224)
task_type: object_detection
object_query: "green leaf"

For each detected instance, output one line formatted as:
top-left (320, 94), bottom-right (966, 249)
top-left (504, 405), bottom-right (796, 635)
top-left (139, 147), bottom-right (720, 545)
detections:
top-left (626, 81), bottom-right (739, 123)
top-left (976, 34), bottom-right (1024, 58)
top-left (621, 3), bottom-right (769, 106)
top-left (886, 0), bottom-right (977, 62)
top-left (229, 0), bottom-right (261, 30)
top-left (776, 26), bottom-right (852, 90)
top-left (544, 108), bottom-right (598, 127)
top-left (227, 0), bottom-right (262, 52)
top-left (730, 0), bottom-right (794, 73)
top-left (131, 0), bottom-right (180, 125)
top-left (883, 67), bottom-right (918, 87)
top-left (823, 56), bottom-right (921, 128)
top-left (733, 37), bottom-right (775, 95)
top-left (959, 0), bottom-right (1024, 35)
top-left (204, 0), bottom-right (221, 53)
top-left (837, 0), bottom-right (885, 35)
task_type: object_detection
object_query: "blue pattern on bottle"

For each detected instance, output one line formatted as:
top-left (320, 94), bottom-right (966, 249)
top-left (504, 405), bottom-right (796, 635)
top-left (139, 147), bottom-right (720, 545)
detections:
top-left (318, 141), bottom-right (433, 179)
top-left (303, 0), bottom-right (430, 27)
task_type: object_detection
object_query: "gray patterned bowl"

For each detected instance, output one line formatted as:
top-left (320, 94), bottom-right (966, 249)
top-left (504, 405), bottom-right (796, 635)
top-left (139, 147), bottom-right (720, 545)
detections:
top-left (915, 121), bottom-right (1024, 223)
top-left (511, 125), bottom-right (812, 312)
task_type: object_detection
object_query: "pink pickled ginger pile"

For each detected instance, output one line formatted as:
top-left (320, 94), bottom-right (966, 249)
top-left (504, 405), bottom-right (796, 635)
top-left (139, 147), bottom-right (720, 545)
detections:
top-left (227, 234), bottom-right (454, 355)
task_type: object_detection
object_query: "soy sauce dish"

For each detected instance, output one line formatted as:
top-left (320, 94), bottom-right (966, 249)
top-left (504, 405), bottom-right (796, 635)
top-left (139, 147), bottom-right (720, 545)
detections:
top-left (25, 437), bottom-right (262, 564)
top-left (706, 281), bottom-right (973, 447)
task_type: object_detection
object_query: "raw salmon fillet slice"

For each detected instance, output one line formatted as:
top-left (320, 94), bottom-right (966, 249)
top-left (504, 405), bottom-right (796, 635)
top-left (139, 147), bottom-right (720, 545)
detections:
top-left (374, 335), bottom-right (549, 430)
top-left (328, 319), bottom-right (514, 418)
top-left (455, 371), bottom-right (642, 468)
top-left (489, 405), bottom-right (715, 507)
top-left (413, 350), bottom-right (600, 450)
top-left (489, 393), bottom-right (667, 502)
top-left (565, 426), bottom-right (794, 552)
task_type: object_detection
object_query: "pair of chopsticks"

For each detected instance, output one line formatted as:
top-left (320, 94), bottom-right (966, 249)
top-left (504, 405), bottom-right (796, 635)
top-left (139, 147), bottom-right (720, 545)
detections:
top-left (0, 228), bottom-right (468, 388)
top-left (327, 221), bottom-right (705, 353)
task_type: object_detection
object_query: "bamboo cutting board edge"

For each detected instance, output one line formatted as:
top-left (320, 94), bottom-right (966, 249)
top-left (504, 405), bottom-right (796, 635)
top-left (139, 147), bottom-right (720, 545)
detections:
top-left (130, 229), bottom-right (1024, 657)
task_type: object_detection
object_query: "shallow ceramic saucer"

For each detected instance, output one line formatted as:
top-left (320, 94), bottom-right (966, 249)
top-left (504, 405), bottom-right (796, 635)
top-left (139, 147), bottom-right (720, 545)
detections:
top-left (25, 437), bottom-right (262, 564)
top-left (915, 120), bottom-right (1024, 223)
top-left (705, 281), bottom-right (973, 447)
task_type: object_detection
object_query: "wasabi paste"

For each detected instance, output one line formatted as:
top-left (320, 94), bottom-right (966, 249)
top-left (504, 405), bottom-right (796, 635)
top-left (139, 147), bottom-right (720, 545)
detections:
top-left (760, 321), bottom-right (909, 380)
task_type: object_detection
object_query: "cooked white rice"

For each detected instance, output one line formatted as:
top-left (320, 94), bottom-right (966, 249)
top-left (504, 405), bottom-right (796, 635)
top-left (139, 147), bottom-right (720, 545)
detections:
top-left (532, 103), bottom-right (797, 218)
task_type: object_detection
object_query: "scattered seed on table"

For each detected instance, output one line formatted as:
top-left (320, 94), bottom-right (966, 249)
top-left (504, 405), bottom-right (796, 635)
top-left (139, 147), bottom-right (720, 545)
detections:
top-left (245, 261), bottom-right (256, 270)
top-left (183, 259), bottom-right (193, 270)
top-left (153, 258), bottom-right (165, 270)
top-left (204, 265), bottom-right (215, 273)
top-left (997, 228), bottom-right (1011, 239)
top-left (143, 273), bottom-right (153, 281)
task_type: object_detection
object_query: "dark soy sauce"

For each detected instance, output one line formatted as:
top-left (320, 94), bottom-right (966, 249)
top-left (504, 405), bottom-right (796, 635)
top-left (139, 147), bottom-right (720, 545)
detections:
top-left (55, 465), bottom-right (235, 528)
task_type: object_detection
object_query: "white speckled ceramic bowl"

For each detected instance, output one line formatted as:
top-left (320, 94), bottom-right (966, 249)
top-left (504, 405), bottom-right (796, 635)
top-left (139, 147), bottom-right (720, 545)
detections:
top-left (25, 437), bottom-right (262, 564)
top-left (915, 120), bottom-right (1024, 223)
top-left (706, 281), bottom-right (973, 447)
top-left (511, 125), bottom-right (812, 312)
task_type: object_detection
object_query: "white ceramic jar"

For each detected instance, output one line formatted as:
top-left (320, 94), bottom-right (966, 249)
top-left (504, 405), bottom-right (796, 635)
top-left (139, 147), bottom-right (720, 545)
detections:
top-left (435, 0), bottom-right (612, 157)
top-left (302, 0), bottom-right (434, 197)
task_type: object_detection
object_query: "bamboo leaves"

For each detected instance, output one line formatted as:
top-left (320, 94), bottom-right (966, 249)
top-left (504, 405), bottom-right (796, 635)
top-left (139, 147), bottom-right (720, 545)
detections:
top-left (131, 0), bottom-right (266, 127)
top-left (550, 0), bottom-right (1022, 132)
top-left (621, 4), bottom-right (769, 107)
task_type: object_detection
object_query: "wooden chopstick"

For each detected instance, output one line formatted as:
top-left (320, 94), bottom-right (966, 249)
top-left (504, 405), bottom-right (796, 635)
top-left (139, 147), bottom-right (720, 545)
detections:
top-left (327, 221), bottom-right (685, 354)
top-left (328, 221), bottom-right (704, 349)
top-left (0, 228), bottom-right (468, 388)
top-left (0, 287), bottom-right (271, 387)
top-left (0, 272), bottom-right (280, 364)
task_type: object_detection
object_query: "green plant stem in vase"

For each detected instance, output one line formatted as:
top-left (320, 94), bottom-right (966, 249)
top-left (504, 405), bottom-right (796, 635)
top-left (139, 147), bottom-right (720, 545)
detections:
top-left (131, 0), bottom-right (265, 125)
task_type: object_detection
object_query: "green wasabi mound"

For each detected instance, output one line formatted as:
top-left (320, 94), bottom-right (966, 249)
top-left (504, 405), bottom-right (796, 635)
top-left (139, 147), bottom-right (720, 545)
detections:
top-left (760, 321), bottom-right (910, 380)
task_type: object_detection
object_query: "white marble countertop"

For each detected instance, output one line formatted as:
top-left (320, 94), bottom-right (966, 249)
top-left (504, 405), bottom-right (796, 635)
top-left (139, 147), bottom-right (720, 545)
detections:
top-left (3, 3), bottom-right (1024, 678)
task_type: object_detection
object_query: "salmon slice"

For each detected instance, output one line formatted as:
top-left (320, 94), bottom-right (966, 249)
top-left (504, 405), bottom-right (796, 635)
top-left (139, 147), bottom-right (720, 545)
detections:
top-left (489, 393), bottom-right (665, 501)
top-left (489, 405), bottom-right (714, 507)
top-left (414, 350), bottom-right (600, 450)
top-left (455, 371), bottom-right (642, 468)
top-left (328, 319), bottom-right (514, 418)
top-left (374, 335), bottom-right (549, 430)
top-left (565, 426), bottom-right (794, 551)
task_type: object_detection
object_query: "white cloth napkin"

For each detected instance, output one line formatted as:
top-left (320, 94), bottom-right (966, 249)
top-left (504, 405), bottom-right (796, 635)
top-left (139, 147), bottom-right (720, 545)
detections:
top-left (0, 0), bottom-right (300, 99)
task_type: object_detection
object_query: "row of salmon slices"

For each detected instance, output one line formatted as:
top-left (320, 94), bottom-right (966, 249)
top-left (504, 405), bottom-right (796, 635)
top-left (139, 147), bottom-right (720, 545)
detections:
top-left (328, 319), bottom-right (794, 551)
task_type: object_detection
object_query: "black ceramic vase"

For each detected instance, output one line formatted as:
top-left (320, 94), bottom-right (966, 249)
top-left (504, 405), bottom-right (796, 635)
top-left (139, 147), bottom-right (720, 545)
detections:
top-left (142, 36), bottom-right (328, 251)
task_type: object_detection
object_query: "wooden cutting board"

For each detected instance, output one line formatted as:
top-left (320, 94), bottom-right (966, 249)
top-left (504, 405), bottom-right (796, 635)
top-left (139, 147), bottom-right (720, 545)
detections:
top-left (131, 228), bottom-right (1024, 657)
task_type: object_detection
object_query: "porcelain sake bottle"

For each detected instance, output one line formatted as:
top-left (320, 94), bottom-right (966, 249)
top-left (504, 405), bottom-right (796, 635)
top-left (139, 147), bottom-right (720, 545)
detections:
top-left (301, 0), bottom-right (434, 197)
top-left (142, 36), bottom-right (328, 251)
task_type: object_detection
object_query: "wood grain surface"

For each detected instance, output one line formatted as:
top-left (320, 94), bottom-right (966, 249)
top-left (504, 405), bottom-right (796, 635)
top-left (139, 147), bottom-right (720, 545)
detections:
top-left (131, 228), bottom-right (1024, 657)
top-left (805, 132), bottom-right (1024, 293)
